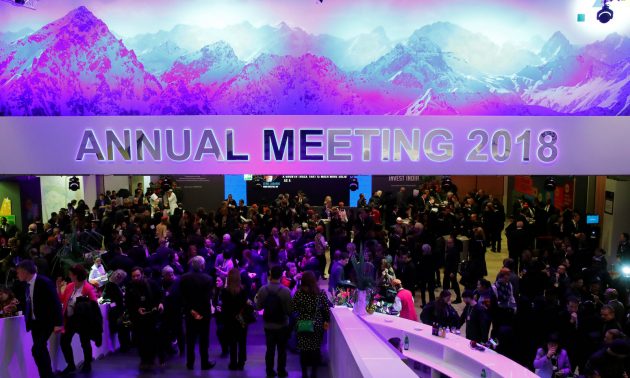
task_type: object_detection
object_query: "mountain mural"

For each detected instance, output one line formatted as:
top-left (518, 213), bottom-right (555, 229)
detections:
top-left (0, 6), bottom-right (161, 115)
top-left (0, 6), bottom-right (628, 116)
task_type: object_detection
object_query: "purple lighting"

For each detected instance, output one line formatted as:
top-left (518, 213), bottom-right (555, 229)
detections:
top-left (0, 6), bottom-right (628, 116)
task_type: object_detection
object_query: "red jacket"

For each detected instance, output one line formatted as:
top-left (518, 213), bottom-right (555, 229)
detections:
top-left (397, 289), bottom-right (418, 322)
top-left (61, 281), bottom-right (98, 321)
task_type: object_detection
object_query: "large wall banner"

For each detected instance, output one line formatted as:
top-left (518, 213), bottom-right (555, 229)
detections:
top-left (0, 115), bottom-right (627, 175)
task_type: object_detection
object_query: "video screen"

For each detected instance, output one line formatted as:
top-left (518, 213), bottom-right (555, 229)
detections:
top-left (245, 175), bottom-right (350, 206)
top-left (586, 214), bottom-right (600, 225)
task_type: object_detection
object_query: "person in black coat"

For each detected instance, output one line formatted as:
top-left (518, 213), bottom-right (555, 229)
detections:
top-left (109, 245), bottom-right (135, 275)
top-left (468, 228), bottom-right (488, 284)
top-left (417, 244), bottom-right (436, 307)
top-left (443, 237), bottom-right (462, 303)
top-left (101, 269), bottom-right (131, 351)
top-left (220, 268), bottom-right (250, 371)
top-left (15, 260), bottom-right (63, 378)
top-left (179, 256), bottom-right (216, 371)
top-left (420, 290), bottom-right (459, 328)
top-left (126, 266), bottom-right (164, 371)
top-left (396, 251), bottom-right (417, 298)
top-left (459, 290), bottom-right (491, 343)
top-left (505, 220), bottom-right (531, 273)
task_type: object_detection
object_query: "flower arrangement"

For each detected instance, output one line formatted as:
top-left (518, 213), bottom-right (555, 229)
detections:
top-left (333, 288), bottom-right (354, 307)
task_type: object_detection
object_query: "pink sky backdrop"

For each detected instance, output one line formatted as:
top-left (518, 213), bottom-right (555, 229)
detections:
top-left (1, 0), bottom-right (628, 44)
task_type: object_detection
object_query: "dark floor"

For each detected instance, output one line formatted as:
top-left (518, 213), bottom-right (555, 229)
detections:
top-left (86, 319), bottom-right (331, 378)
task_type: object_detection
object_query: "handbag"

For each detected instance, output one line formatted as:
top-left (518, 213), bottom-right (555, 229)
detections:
top-left (240, 303), bottom-right (257, 326)
top-left (296, 319), bottom-right (315, 333)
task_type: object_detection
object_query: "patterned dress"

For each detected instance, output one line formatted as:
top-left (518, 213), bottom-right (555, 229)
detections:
top-left (291, 289), bottom-right (330, 351)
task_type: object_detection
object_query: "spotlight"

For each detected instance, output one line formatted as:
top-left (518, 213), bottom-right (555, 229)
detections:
top-left (68, 176), bottom-right (80, 191)
top-left (597, 3), bottom-right (613, 23)
top-left (622, 265), bottom-right (630, 278)
top-left (544, 177), bottom-right (556, 191)
top-left (441, 176), bottom-right (453, 192)
top-left (349, 177), bottom-right (359, 192)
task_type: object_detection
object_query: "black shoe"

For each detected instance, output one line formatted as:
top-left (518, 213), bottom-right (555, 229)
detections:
top-left (267, 369), bottom-right (278, 377)
top-left (80, 362), bottom-right (91, 373)
top-left (61, 364), bottom-right (76, 376)
top-left (237, 363), bottom-right (245, 371)
top-left (186, 363), bottom-right (193, 370)
top-left (278, 370), bottom-right (289, 377)
top-left (228, 364), bottom-right (239, 371)
top-left (201, 361), bottom-right (216, 370)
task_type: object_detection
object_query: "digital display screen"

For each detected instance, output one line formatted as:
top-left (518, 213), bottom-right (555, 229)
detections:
top-left (586, 214), bottom-right (600, 224)
top-left (246, 175), bottom-right (350, 206)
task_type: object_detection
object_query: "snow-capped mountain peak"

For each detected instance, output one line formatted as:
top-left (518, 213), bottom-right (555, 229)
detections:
top-left (540, 31), bottom-right (573, 61)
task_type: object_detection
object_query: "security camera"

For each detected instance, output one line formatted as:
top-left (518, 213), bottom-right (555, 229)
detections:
top-left (597, 3), bottom-right (613, 23)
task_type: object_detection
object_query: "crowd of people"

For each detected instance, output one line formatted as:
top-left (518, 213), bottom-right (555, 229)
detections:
top-left (1, 181), bottom-right (630, 378)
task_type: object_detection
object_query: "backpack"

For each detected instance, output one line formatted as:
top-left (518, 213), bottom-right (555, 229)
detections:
top-left (263, 286), bottom-right (285, 324)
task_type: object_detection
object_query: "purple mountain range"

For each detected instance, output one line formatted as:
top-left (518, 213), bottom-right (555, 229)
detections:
top-left (0, 6), bottom-right (628, 116)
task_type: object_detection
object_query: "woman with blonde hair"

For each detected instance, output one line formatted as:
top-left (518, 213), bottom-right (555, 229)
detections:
top-left (220, 268), bottom-right (250, 370)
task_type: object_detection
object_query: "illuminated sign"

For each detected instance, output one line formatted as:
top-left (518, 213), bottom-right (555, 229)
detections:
top-left (0, 116), bottom-right (627, 175)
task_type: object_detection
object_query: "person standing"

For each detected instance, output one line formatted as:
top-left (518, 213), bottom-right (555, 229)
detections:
top-left (392, 279), bottom-right (418, 322)
top-left (533, 333), bottom-right (572, 377)
top-left (443, 237), bottom-right (462, 303)
top-left (255, 266), bottom-right (292, 378)
top-left (15, 260), bottom-right (62, 378)
top-left (290, 271), bottom-right (330, 378)
top-left (125, 267), bottom-right (164, 372)
top-left (166, 189), bottom-right (178, 216)
top-left (617, 232), bottom-right (630, 263)
top-left (60, 264), bottom-right (99, 374)
top-left (221, 268), bottom-right (250, 370)
top-left (417, 244), bottom-right (436, 307)
top-left (506, 220), bottom-right (531, 273)
top-left (179, 256), bottom-right (216, 371)
top-left (328, 252), bottom-right (349, 295)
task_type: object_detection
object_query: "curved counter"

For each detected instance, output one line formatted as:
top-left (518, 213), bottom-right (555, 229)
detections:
top-left (361, 311), bottom-right (537, 378)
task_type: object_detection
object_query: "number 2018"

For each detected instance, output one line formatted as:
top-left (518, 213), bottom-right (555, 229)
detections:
top-left (466, 129), bottom-right (557, 163)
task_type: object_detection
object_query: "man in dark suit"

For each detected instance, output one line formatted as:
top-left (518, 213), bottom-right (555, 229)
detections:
top-left (179, 256), bottom-right (216, 371)
top-left (15, 260), bottom-right (62, 378)
top-left (505, 220), bottom-right (532, 273)
top-left (0, 216), bottom-right (17, 238)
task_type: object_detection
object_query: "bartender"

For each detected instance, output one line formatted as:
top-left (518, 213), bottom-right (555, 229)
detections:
top-left (392, 279), bottom-right (418, 322)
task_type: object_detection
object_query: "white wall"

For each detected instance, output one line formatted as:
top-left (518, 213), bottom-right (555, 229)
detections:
top-left (602, 178), bottom-right (630, 265)
top-left (40, 176), bottom-right (84, 221)
top-left (82, 175), bottom-right (98, 210)
top-left (103, 176), bottom-right (130, 193)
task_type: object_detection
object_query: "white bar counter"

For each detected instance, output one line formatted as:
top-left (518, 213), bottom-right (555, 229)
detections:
top-left (361, 311), bottom-right (537, 378)
top-left (330, 307), bottom-right (417, 378)
top-left (0, 304), bottom-right (118, 378)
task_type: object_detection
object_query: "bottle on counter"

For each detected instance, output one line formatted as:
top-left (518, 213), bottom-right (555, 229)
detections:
top-left (404, 335), bottom-right (409, 350)
top-left (480, 368), bottom-right (487, 377)
top-left (432, 322), bottom-right (439, 336)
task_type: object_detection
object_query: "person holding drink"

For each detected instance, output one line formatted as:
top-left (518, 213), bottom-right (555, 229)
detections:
top-left (533, 333), bottom-right (572, 377)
